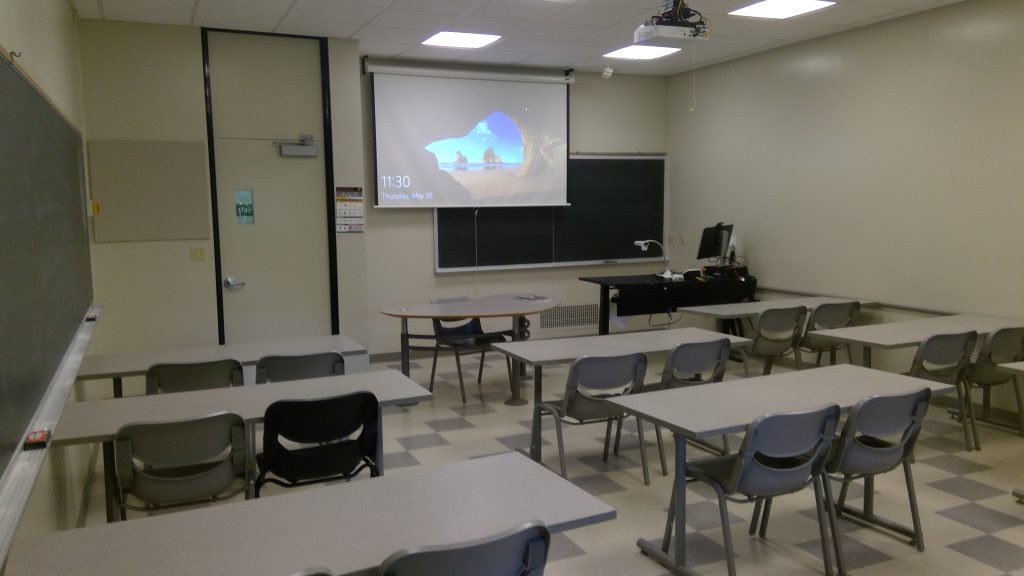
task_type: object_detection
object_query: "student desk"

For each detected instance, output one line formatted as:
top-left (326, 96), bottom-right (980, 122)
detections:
top-left (5, 452), bottom-right (614, 576)
top-left (681, 296), bottom-right (870, 320)
top-left (811, 314), bottom-right (1024, 368)
top-left (380, 294), bottom-right (560, 405)
top-left (608, 364), bottom-right (954, 576)
top-left (491, 327), bottom-right (750, 462)
top-left (53, 370), bottom-right (429, 523)
top-left (78, 334), bottom-right (369, 397)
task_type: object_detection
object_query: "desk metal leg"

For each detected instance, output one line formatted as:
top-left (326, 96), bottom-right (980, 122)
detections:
top-left (102, 441), bottom-right (118, 523)
top-left (399, 318), bottom-right (410, 377)
top-left (598, 286), bottom-right (610, 335)
top-left (638, 432), bottom-right (703, 575)
top-left (113, 376), bottom-right (123, 398)
top-left (505, 316), bottom-right (529, 406)
top-left (862, 346), bottom-right (872, 368)
top-left (529, 366), bottom-right (544, 460)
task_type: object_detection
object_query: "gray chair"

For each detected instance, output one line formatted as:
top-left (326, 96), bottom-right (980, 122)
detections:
top-left (113, 411), bottom-right (247, 518)
top-left (255, 352), bottom-right (345, 383)
top-left (828, 388), bottom-right (931, 552)
top-left (378, 520), bottom-right (550, 576)
top-left (536, 353), bottom-right (653, 484)
top-left (739, 306), bottom-right (807, 376)
top-left (145, 359), bottom-right (243, 394)
top-left (685, 404), bottom-right (842, 576)
top-left (648, 338), bottom-right (732, 473)
top-left (429, 296), bottom-right (512, 403)
top-left (799, 302), bottom-right (861, 366)
top-left (960, 327), bottom-right (1024, 449)
top-left (907, 330), bottom-right (978, 449)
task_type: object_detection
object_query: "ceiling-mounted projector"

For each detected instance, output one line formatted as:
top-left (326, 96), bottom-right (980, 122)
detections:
top-left (633, 23), bottom-right (707, 47)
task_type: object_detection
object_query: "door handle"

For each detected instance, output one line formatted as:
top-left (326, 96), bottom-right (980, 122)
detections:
top-left (223, 276), bottom-right (246, 289)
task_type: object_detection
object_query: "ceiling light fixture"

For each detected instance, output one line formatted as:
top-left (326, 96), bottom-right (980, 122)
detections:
top-left (729, 0), bottom-right (835, 19)
top-left (604, 45), bottom-right (681, 60)
top-left (422, 31), bottom-right (501, 49)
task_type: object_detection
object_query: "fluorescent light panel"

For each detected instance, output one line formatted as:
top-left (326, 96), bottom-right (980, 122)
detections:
top-left (729, 0), bottom-right (835, 19)
top-left (604, 45), bottom-right (681, 60)
top-left (422, 31), bottom-right (500, 49)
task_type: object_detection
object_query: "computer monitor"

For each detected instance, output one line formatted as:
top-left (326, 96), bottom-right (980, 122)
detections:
top-left (696, 223), bottom-right (733, 261)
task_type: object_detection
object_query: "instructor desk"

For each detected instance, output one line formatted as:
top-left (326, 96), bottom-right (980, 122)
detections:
top-left (5, 452), bottom-right (614, 576)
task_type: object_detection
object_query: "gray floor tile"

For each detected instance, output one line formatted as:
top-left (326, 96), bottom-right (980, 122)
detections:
top-left (928, 477), bottom-right (1005, 502)
top-left (684, 501), bottom-right (745, 531)
top-left (648, 532), bottom-right (729, 567)
top-left (449, 402), bottom-right (498, 416)
top-left (917, 434), bottom-right (970, 454)
top-left (569, 473), bottom-right (628, 496)
top-left (797, 533), bottom-right (893, 571)
top-left (949, 535), bottom-right (1024, 572)
top-left (396, 432), bottom-right (450, 451)
top-left (382, 451), bottom-right (421, 470)
top-left (494, 432), bottom-right (548, 451)
top-left (548, 532), bottom-right (587, 562)
top-left (920, 454), bottom-right (993, 476)
top-left (425, 416), bottom-right (475, 432)
top-left (921, 419), bottom-right (967, 436)
top-left (937, 503), bottom-right (1024, 534)
top-left (578, 453), bottom-right (641, 472)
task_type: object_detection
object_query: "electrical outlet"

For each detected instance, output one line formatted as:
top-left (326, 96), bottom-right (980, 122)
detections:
top-left (189, 247), bottom-right (206, 261)
top-left (667, 232), bottom-right (676, 244)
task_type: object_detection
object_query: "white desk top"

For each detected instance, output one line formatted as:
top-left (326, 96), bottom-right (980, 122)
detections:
top-left (78, 334), bottom-right (368, 380)
top-left (53, 370), bottom-right (429, 446)
top-left (998, 361), bottom-right (1024, 375)
top-left (5, 453), bottom-right (615, 576)
top-left (682, 297), bottom-right (869, 320)
top-left (611, 364), bottom-right (953, 439)
top-left (811, 314), bottom-right (1024, 350)
top-left (491, 327), bottom-right (750, 367)
top-left (380, 294), bottom-right (560, 320)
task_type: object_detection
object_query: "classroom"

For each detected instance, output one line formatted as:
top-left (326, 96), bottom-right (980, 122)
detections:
top-left (1, 0), bottom-right (1022, 574)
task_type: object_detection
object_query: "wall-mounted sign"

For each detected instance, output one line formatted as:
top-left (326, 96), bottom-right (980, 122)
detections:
top-left (235, 189), bottom-right (254, 225)
top-left (336, 186), bottom-right (363, 233)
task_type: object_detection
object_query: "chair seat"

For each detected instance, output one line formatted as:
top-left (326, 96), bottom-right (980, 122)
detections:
top-left (437, 333), bottom-right (507, 348)
top-left (687, 454), bottom-right (736, 485)
top-left (257, 441), bottom-right (368, 484)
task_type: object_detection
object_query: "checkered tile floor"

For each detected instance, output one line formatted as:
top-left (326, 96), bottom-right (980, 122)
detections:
top-left (377, 354), bottom-right (1024, 576)
top-left (82, 352), bottom-right (1024, 575)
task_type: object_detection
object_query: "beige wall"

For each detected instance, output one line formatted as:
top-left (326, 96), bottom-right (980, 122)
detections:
top-left (666, 0), bottom-right (1024, 318)
top-left (361, 71), bottom-right (672, 354)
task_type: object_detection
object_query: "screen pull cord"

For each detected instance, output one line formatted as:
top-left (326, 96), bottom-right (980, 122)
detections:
top-left (473, 208), bottom-right (480, 298)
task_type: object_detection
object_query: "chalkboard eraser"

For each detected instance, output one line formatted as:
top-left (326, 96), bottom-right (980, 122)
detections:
top-left (23, 429), bottom-right (51, 450)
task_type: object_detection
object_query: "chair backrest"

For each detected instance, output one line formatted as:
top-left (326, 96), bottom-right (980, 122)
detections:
top-left (145, 359), bottom-right (243, 394)
top-left (562, 353), bottom-right (647, 421)
top-left (262, 391), bottom-right (379, 483)
top-left (378, 520), bottom-right (550, 576)
top-left (806, 302), bottom-right (860, 332)
top-left (431, 296), bottom-right (484, 337)
top-left (658, 338), bottom-right (731, 390)
top-left (750, 306), bottom-right (808, 357)
top-left (726, 404), bottom-right (840, 497)
top-left (256, 352), bottom-right (345, 384)
top-left (908, 331), bottom-right (978, 385)
top-left (827, 388), bottom-right (931, 476)
top-left (966, 327), bottom-right (1024, 386)
top-left (114, 411), bottom-right (246, 509)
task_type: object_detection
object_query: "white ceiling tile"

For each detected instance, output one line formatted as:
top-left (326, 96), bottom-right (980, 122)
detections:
top-left (396, 44), bottom-right (469, 61)
top-left (490, 36), bottom-right (565, 53)
top-left (469, 0), bottom-right (574, 22)
top-left (288, 0), bottom-right (383, 25)
top-left (516, 21), bottom-right (602, 41)
top-left (352, 25), bottom-right (435, 43)
top-left (358, 40), bottom-right (413, 57)
top-left (194, 0), bottom-right (294, 31)
top-left (845, 0), bottom-right (953, 9)
top-left (456, 50), bottom-right (532, 65)
top-left (388, 0), bottom-right (489, 13)
top-left (102, 0), bottom-right (194, 25)
top-left (743, 19), bottom-right (841, 41)
top-left (445, 15), bottom-right (535, 35)
top-left (549, 41), bottom-right (621, 58)
top-left (275, 19), bottom-right (361, 38)
top-left (706, 14), bottom-right (773, 36)
top-left (799, 3), bottom-right (900, 26)
top-left (74, 1), bottom-right (103, 19)
top-left (515, 52), bottom-right (578, 69)
top-left (689, 0), bottom-right (762, 17)
top-left (545, 4), bottom-right (647, 27)
top-left (367, 9), bottom-right (460, 31)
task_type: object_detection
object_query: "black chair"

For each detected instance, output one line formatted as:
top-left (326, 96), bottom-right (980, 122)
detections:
top-left (429, 297), bottom-right (512, 403)
top-left (146, 359), bottom-right (243, 394)
top-left (254, 391), bottom-right (380, 497)
top-left (686, 404), bottom-right (842, 576)
top-left (828, 388), bottom-right (932, 552)
top-left (255, 352), bottom-right (345, 383)
top-left (378, 520), bottom-right (550, 576)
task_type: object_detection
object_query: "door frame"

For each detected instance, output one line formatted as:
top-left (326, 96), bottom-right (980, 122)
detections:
top-left (201, 27), bottom-right (339, 344)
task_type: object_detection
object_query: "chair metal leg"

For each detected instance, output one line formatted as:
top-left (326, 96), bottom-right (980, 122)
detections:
top-left (816, 351), bottom-right (824, 367)
top-left (602, 419), bottom-right (613, 462)
top-left (829, 349), bottom-right (837, 366)
top-left (837, 477), bottom-right (850, 516)
top-left (758, 497), bottom-right (772, 538)
top-left (813, 477), bottom-right (836, 576)
top-left (762, 358), bottom-right (773, 376)
top-left (636, 416), bottom-right (650, 486)
top-left (453, 351), bottom-right (467, 404)
top-left (965, 383), bottom-right (981, 450)
top-left (1014, 379), bottom-right (1024, 437)
top-left (655, 425), bottom-right (668, 475)
top-left (823, 477), bottom-right (846, 575)
top-left (793, 348), bottom-right (803, 371)
top-left (543, 408), bottom-right (567, 478)
top-left (742, 353), bottom-right (751, 378)
top-left (749, 500), bottom-right (763, 535)
top-left (429, 346), bottom-right (440, 392)
top-left (904, 461), bottom-right (925, 552)
top-left (477, 349), bottom-right (488, 384)
top-left (713, 486), bottom-right (738, 576)
top-left (614, 417), bottom-right (624, 455)
top-left (954, 379), bottom-right (974, 450)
